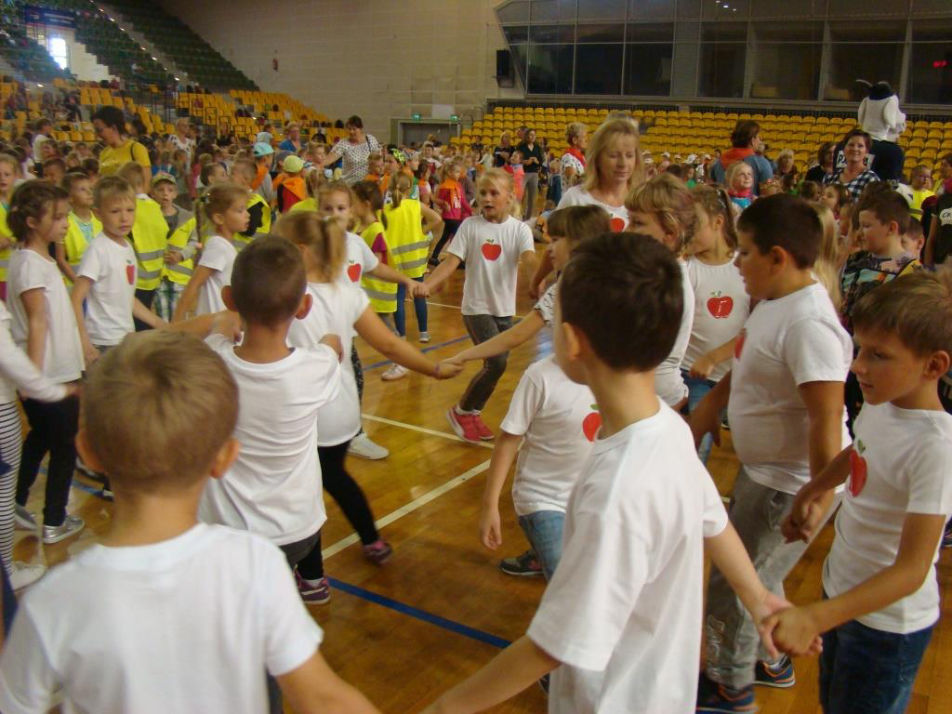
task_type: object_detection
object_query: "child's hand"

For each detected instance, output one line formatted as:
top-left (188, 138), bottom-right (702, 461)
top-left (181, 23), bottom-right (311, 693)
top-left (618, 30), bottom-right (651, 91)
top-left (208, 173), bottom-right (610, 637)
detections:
top-left (782, 486), bottom-right (824, 543)
top-left (751, 591), bottom-right (795, 662)
top-left (762, 606), bottom-right (824, 658)
top-left (320, 333), bottom-right (344, 362)
top-left (212, 310), bottom-right (242, 342)
top-left (164, 249), bottom-right (183, 265)
top-left (689, 353), bottom-right (716, 379)
top-left (422, 279), bottom-right (442, 295)
top-left (83, 343), bottom-right (100, 366)
top-left (479, 504), bottom-right (502, 550)
top-left (688, 395), bottom-right (721, 448)
top-left (410, 281), bottom-right (430, 298)
top-left (435, 359), bottom-right (463, 380)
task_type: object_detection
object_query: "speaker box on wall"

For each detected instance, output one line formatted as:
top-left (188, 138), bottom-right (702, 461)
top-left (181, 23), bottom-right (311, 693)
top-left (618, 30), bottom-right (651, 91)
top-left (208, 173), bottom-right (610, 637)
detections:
top-left (496, 49), bottom-right (514, 88)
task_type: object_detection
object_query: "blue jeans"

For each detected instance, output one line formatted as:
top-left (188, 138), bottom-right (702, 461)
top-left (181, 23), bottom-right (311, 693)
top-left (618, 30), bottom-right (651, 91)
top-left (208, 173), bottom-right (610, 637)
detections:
top-left (820, 615), bottom-right (932, 714)
top-left (681, 369), bottom-right (716, 464)
top-left (517, 510), bottom-right (564, 581)
top-left (395, 277), bottom-right (428, 337)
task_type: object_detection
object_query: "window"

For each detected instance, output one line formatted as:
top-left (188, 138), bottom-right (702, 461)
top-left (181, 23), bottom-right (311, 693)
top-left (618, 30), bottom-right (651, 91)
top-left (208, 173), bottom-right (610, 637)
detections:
top-left (698, 23), bottom-right (746, 97)
top-left (829, 24), bottom-right (904, 100)
top-left (575, 45), bottom-right (624, 94)
top-left (751, 22), bottom-right (823, 100)
top-left (527, 44), bottom-right (574, 93)
top-left (47, 36), bottom-right (68, 70)
top-left (624, 23), bottom-right (674, 95)
top-left (908, 22), bottom-right (952, 104)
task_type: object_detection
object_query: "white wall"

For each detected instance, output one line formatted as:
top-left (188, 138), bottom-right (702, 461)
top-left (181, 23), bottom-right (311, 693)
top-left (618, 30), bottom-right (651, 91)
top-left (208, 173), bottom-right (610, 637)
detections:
top-left (158, 0), bottom-right (523, 141)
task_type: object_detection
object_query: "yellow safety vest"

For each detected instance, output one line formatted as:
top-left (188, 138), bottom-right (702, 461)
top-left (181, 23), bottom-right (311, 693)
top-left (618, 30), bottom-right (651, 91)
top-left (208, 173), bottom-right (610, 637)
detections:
top-left (233, 193), bottom-right (272, 251)
top-left (163, 216), bottom-right (212, 286)
top-left (131, 196), bottom-right (168, 291)
top-left (288, 197), bottom-right (317, 214)
top-left (359, 219), bottom-right (397, 314)
top-left (63, 212), bottom-right (102, 286)
top-left (383, 198), bottom-right (429, 279)
top-left (0, 204), bottom-right (11, 286)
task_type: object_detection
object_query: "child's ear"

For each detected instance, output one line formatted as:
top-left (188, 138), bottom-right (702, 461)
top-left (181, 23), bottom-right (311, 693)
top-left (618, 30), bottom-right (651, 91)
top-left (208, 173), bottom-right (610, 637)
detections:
top-left (208, 437), bottom-right (240, 480)
top-left (75, 428), bottom-right (105, 474)
top-left (924, 350), bottom-right (951, 380)
top-left (221, 285), bottom-right (237, 312)
top-left (560, 320), bottom-right (584, 363)
top-left (295, 292), bottom-right (312, 320)
top-left (768, 245), bottom-right (788, 269)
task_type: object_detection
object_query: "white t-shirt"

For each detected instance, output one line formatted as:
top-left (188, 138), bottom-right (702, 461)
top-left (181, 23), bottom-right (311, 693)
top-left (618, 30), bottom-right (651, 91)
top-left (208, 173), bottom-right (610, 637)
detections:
top-left (681, 256), bottom-right (750, 383)
top-left (7, 248), bottom-right (83, 383)
top-left (200, 334), bottom-right (341, 545)
top-left (824, 402), bottom-right (952, 634)
top-left (527, 403), bottom-right (728, 714)
top-left (655, 261), bottom-right (694, 407)
top-left (501, 355), bottom-right (597, 516)
top-left (557, 185), bottom-right (629, 232)
top-left (447, 215), bottom-right (534, 317)
top-left (0, 524), bottom-right (322, 714)
top-left (341, 231), bottom-right (379, 286)
top-left (534, 281), bottom-right (558, 327)
top-left (287, 281), bottom-right (369, 446)
top-left (77, 234), bottom-right (138, 346)
top-left (728, 282), bottom-right (852, 494)
top-left (0, 300), bottom-right (68, 404)
top-left (196, 235), bottom-right (236, 316)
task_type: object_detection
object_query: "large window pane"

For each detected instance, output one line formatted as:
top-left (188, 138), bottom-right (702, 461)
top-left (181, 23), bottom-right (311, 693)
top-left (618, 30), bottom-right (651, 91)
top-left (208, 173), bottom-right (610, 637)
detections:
top-left (530, 0), bottom-right (576, 22)
top-left (908, 43), bottom-right (952, 104)
top-left (627, 0), bottom-right (675, 21)
top-left (624, 42), bottom-right (673, 94)
top-left (511, 44), bottom-right (529, 87)
top-left (503, 26), bottom-right (529, 43)
top-left (527, 44), bottom-right (574, 93)
top-left (751, 42), bottom-right (820, 99)
top-left (699, 42), bottom-right (746, 97)
top-left (828, 23), bottom-right (904, 100)
top-left (626, 22), bottom-right (674, 43)
top-left (577, 0), bottom-right (627, 21)
top-left (577, 23), bottom-right (625, 42)
top-left (575, 45), bottom-right (623, 93)
top-left (530, 24), bottom-right (575, 42)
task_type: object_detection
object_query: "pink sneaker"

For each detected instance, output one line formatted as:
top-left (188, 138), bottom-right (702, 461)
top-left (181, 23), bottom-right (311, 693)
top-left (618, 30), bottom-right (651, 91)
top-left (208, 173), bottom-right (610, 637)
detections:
top-left (362, 539), bottom-right (393, 565)
top-left (472, 413), bottom-right (494, 441)
top-left (446, 407), bottom-right (481, 443)
top-left (294, 570), bottom-right (331, 605)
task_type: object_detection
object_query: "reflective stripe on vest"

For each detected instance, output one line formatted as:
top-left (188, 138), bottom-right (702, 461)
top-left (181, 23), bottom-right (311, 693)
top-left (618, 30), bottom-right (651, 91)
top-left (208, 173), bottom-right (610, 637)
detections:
top-left (400, 256), bottom-right (429, 272)
top-left (390, 239), bottom-right (430, 255)
top-left (384, 199), bottom-right (429, 279)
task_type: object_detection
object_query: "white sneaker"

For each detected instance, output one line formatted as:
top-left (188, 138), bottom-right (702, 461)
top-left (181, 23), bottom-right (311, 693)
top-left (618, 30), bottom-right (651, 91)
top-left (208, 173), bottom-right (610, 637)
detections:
top-left (14, 504), bottom-right (37, 530)
top-left (10, 562), bottom-right (46, 590)
top-left (419, 331), bottom-right (431, 343)
top-left (381, 364), bottom-right (408, 381)
top-left (42, 514), bottom-right (85, 544)
top-left (348, 432), bottom-right (389, 460)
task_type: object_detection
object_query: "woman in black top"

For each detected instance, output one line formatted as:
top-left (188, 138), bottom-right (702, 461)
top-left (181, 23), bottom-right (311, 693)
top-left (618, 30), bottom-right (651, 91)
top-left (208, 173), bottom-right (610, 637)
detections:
top-left (804, 142), bottom-right (835, 184)
top-left (493, 131), bottom-right (513, 168)
top-left (516, 128), bottom-right (544, 219)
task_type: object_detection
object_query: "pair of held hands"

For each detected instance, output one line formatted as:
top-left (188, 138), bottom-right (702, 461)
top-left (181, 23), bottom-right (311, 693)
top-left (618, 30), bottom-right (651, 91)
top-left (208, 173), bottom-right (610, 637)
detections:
top-left (690, 402), bottom-right (830, 659)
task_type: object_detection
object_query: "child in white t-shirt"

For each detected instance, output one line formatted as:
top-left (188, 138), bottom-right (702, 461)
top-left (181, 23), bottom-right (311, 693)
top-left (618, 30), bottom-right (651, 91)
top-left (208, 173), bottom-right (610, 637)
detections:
top-left (681, 184), bottom-right (751, 463)
top-left (770, 270), bottom-right (952, 714)
top-left (691, 194), bottom-right (852, 711)
top-left (274, 212), bottom-right (461, 601)
top-left (626, 173), bottom-right (699, 410)
top-left (0, 330), bottom-right (379, 714)
top-left (425, 233), bottom-right (797, 714)
top-left (198, 236), bottom-right (343, 602)
top-left (5, 181), bottom-right (85, 545)
top-left (71, 177), bottom-right (166, 362)
top-left (424, 168), bottom-right (537, 443)
top-left (173, 183), bottom-right (248, 321)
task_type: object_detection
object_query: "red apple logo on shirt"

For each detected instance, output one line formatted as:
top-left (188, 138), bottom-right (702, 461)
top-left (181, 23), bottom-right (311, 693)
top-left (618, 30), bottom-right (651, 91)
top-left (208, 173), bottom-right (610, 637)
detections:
top-left (848, 442), bottom-right (868, 497)
top-left (582, 405), bottom-right (602, 442)
top-left (609, 217), bottom-right (626, 233)
top-left (707, 291), bottom-right (734, 319)
top-left (126, 262), bottom-right (135, 285)
top-left (346, 262), bottom-right (361, 282)
top-left (734, 329), bottom-right (746, 359)
top-left (481, 239), bottom-right (502, 261)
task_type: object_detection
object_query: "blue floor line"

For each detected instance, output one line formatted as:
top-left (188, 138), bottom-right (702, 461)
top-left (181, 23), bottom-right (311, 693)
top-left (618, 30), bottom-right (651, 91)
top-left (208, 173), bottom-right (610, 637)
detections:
top-left (362, 334), bottom-right (471, 371)
top-left (328, 577), bottom-right (511, 649)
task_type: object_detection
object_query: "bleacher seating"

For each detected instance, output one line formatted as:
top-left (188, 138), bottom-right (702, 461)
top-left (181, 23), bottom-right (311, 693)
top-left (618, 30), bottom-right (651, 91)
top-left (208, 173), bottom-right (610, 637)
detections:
top-left (0, 5), bottom-right (71, 83)
top-left (102, 0), bottom-right (255, 91)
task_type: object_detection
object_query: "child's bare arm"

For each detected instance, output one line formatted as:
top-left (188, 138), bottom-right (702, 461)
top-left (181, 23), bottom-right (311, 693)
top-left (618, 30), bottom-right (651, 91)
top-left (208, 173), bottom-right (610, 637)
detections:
top-left (421, 203), bottom-right (444, 236)
top-left (423, 254), bottom-right (462, 292)
top-left (480, 432), bottom-right (522, 550)
top-left (689, 337), bottom-right (738, 379)
top-left (529, 250), bottom-right (554, 299)
top-left (766, 513), bottom-right (946, 656)
top-left (53, 242), bottom-right (77, 283)
top-left (354, 308), bottom-right (460, 379)
top-left (172, 266), bottom-right (213, 322)
top-left (783, 445), bottom-right (851, 542)
top-left (367, 261), bottom-right (414, 289)
top-left (519, 249), bottom-right (539, 281)
top-left (688, 371), bottom-right (731, 447)
top-left (453, 312), bottom-right (544, 365)
top-left (277, 650), bottom-right (380, 714)
top-left (423, 635), bottom-right (560, 714)
top-left (132, 298), bottom-right (167, 329)
top-left (800, 380), bottom-right (846, 478)
top-left (21, 288), bottom-right (50, 370)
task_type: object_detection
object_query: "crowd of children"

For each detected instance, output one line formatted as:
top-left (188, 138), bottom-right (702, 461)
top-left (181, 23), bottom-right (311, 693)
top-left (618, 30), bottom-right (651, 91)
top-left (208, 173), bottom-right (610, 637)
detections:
top-left (0, 106), bottom-right (949, 714)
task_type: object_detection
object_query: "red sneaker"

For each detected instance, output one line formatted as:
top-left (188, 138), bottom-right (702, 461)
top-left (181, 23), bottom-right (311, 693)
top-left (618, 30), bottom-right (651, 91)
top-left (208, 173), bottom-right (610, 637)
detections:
top-left (446, 407), bottom-right (481, 443)
top-left (472, 413), bottom-right (494, 441)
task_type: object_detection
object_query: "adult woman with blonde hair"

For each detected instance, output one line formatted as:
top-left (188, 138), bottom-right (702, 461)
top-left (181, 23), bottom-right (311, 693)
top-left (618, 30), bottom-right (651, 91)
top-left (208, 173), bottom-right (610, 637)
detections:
top-left (492, 131), bottom-right (513, 168)
top-left (556, 116), bottom-right (643, 232)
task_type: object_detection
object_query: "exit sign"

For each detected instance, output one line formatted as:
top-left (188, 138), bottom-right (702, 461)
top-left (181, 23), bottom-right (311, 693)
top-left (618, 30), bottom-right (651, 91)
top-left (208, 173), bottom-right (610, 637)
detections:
top-left (411, 113), bottom-right (422, 121)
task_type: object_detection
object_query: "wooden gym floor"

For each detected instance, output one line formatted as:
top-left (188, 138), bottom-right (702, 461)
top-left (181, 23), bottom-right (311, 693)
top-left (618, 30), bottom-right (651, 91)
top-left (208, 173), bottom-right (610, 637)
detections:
top-left (13, 248), bottom-right (952, 713)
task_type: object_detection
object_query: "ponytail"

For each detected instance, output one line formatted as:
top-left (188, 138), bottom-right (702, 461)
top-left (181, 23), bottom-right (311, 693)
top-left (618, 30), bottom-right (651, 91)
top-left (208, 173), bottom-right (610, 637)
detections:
top-left (390, 172), bottom-right (412, 210)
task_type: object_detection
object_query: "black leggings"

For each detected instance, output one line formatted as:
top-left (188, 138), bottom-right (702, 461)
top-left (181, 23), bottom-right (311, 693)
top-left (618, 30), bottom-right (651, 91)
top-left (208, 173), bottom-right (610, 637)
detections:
top-left (296, 440), bottom-right (379, 580)
top-left (16, 395), bottom-right (79, 526)
top-left (430, 218), bottom-right (461, 264)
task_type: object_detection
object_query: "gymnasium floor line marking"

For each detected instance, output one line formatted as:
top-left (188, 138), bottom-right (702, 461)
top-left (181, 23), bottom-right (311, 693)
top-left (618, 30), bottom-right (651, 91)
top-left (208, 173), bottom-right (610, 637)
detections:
top-left (327, 576), bottom-right (511, 649)
top-left (359, 414), bottom-right (495, 450)
top-left (362, 334), bottom-right (470, 371)
top-left (321, 458), bottom-right (491, 560)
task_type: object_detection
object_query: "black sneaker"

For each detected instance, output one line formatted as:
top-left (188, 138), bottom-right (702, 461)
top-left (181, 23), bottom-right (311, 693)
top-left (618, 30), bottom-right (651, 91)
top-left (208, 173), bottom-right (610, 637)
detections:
top-left (754, 655), bottom-right (795, 688)
top-left (696, 671), bottom-right (757, 713)
top-left (499, 550), bottom-right (543, 577)
top-left (942, 518), bottom-right (952, 549)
